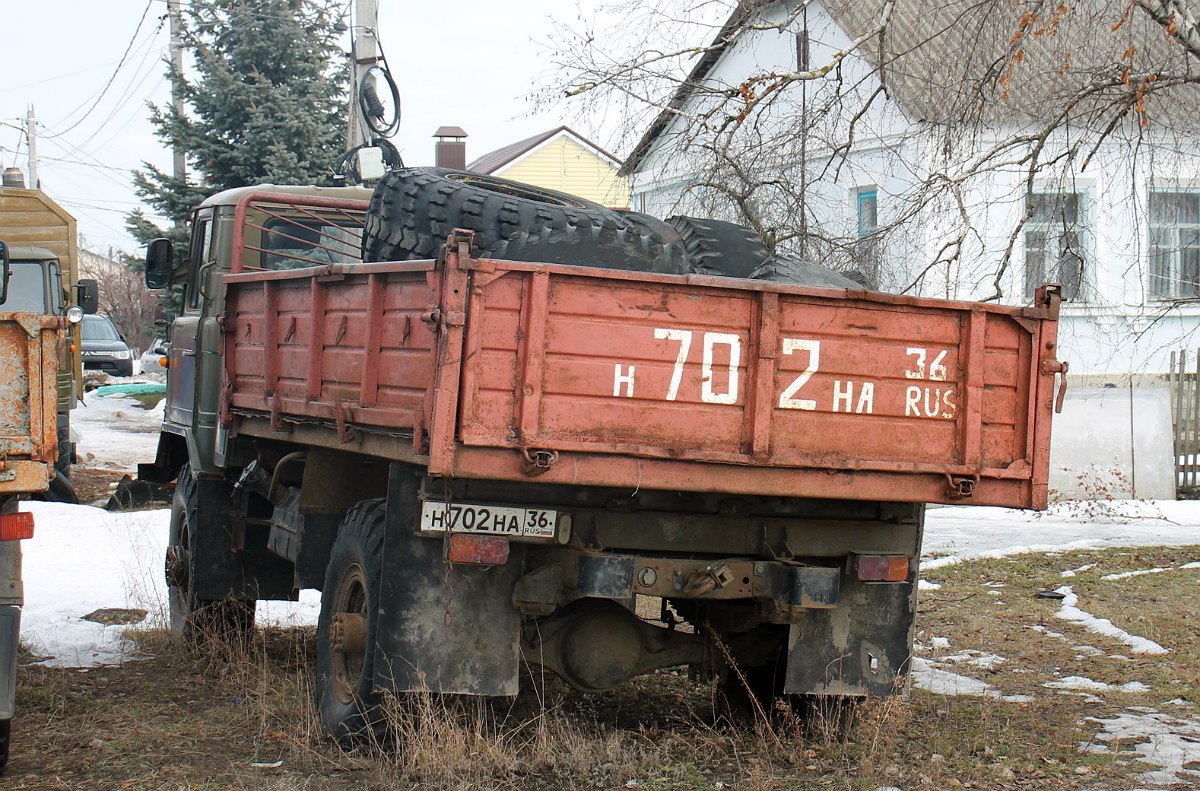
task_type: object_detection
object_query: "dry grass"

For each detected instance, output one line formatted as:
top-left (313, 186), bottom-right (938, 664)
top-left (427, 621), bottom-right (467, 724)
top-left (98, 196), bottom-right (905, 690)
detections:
top-left (6, 544), bottom-right (1198, 789)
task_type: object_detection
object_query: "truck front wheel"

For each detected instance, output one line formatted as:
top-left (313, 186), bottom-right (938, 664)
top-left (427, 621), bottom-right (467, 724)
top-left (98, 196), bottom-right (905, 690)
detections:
top-left (166, 465), bottom-right (254, 644)
top-left (316, 498), bottom-right (387, 746)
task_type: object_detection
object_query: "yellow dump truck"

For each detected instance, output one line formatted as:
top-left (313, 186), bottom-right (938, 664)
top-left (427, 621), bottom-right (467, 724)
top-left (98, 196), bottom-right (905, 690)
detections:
top-left (0, 178), bottom-right (97, 769)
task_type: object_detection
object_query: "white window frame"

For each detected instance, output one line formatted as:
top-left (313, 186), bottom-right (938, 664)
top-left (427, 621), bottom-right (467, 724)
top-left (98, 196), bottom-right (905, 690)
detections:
top-left (1148, 190), bottom-right (1200, 300)
top-left (1022, 191), bottom-right (1088, 302)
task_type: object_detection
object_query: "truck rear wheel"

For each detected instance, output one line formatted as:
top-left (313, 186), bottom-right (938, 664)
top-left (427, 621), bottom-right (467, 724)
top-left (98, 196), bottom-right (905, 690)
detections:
top-left (362, 167), bottom-right (687, 274)
top-left (0, 718), bottom-right (9, 771)
top-left (166, 465), bottom-right (255, 644)
top-left (316, 498), bottom-right (387, 746)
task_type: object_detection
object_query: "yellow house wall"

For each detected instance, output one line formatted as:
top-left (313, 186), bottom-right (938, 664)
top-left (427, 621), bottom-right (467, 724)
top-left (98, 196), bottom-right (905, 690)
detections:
top-left (497, 137), bottom-right (630, 209)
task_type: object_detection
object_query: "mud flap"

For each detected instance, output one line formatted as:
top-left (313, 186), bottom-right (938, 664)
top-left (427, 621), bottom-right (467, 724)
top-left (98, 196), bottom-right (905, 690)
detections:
top-left (0, 605), bottom-right (18, 720)
top-left (190, 475), bottom-right (294, 601)
top-left (783, 571), bottom-right (917, 697)
top-left (373, 463), bottom-right (525, 696)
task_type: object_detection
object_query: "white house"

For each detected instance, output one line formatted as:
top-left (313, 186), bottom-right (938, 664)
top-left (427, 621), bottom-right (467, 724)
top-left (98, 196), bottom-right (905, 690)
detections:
top-left (620, 0), bottom-right (1200, 383)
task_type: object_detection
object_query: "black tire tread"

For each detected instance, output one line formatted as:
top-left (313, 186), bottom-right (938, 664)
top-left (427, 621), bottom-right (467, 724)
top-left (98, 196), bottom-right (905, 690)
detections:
top-left (167, 465), bottom-right (255, 645)
top-left (316, 498), bottom-right (387, 746)
top-left (667, 215), bottom-right (771, 278)
top-left (363, 168), bottom-right (687, 274)
top-left (750, 255), bottom-right (866, 290)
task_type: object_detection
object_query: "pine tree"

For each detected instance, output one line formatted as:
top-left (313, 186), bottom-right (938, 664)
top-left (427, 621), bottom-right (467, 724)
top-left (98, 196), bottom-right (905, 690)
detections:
top-left (127, 0), bottom-right (347, 245)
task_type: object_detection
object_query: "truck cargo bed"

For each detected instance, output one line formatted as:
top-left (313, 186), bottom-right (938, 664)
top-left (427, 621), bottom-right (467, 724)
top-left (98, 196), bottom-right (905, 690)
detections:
top-left (220, 233), bottom-right (1062, 508)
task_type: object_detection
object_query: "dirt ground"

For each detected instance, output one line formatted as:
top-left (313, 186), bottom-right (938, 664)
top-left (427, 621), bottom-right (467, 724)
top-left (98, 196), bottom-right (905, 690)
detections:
top-left (68, 467), bottom-right (128, 506)
top-left (7, 544), bottom-right (1199, 790)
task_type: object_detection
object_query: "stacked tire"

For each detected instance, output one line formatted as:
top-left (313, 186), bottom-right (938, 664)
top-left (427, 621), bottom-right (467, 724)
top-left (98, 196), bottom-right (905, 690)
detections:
top-left (362, 168), bottom-right (687, 274)
top-left (360, 168), bottom-right (868, 289)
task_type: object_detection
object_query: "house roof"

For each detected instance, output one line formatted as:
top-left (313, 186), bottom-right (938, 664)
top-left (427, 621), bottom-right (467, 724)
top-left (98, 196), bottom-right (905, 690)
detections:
top-left (468, 126), bottom-right (624, 174)
top-left (619, 1), bottom-right (760, 177)
top-left (824, 0), bottom-right (1199, 124)
top-left (621, 0), bottom-right (1200, 176)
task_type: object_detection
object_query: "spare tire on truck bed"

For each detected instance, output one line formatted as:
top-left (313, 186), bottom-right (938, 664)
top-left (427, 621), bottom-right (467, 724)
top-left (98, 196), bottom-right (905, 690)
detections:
top-left (667, 215), bottom-right (771, 278)
top-left (667, 214), bottom-right (868, 289)
top-left (362, 167), bottom-right (688, 274)
top-left (750, 255), bottom-right (867, 289)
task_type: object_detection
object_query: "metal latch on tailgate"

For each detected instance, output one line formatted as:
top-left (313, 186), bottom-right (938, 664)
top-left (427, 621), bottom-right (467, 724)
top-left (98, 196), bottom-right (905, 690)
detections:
top-left (945, 474), bottom-right (978, 499)
top-left (521, 447), bottom-right (559, 476)
top-left (1041, 359), bottom-right (1070, 414)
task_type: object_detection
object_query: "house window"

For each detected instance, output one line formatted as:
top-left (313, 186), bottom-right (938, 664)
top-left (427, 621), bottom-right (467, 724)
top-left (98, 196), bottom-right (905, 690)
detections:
top-left (856, 189), bottom-right (879, 275)
top-left (1023, 193), bottom-right (1085, 301)
top-left (1149, 191), bottom-right (1200, 299)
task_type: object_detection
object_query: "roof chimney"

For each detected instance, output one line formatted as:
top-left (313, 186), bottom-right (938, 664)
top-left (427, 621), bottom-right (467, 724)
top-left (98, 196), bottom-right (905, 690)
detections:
top-left (2, 168), bottom-right (26, 188)
top-left (434, 126), bottom-right (468, 169)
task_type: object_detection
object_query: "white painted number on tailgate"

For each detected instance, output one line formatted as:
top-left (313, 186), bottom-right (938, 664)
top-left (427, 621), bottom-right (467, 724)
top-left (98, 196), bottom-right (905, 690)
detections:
top-left (778, 338), bottom-right (820, 410)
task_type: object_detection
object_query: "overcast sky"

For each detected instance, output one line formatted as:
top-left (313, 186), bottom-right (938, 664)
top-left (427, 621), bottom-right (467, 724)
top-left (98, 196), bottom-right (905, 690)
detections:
top-left (0, 1), bottom-right (605, 257)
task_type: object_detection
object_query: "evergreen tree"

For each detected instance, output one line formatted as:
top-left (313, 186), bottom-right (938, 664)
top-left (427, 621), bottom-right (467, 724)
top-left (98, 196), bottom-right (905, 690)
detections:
top-left (127, 0), bottom-right (347, 247)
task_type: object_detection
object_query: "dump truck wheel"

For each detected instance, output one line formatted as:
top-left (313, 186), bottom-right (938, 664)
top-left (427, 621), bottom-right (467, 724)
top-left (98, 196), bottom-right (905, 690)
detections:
top-left (0, 718), bottom-right (9, 771)
top-left (362, 167), bottom-right (688, 274)
top-left (717, 633), bottom-right (860, 739)
top-left (166, 465), bottom-right (255, 645)
top-left (751, 255), bottom-right (868, 290)
top-left (317, 498), bottom-right (387, 746)
top-left (36, 470), bottom-right (78, 505)
top-left (667, 216), bottom-right (771, 278)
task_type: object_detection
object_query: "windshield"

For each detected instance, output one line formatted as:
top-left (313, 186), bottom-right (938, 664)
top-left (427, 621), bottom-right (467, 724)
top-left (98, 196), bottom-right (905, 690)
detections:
top-left (81, 316), bottom-right (121, 341)
top-left (2, 261), bottom-right (50, 312)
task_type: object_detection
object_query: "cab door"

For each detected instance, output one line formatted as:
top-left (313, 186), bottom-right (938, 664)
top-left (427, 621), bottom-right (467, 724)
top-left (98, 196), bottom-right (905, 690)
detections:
top-left (164, 210), bottom-right (214, 448)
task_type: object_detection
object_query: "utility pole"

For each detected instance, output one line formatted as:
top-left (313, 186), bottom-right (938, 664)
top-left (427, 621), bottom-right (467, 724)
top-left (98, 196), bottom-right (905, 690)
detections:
top-left (25, 106), bottom-right (38, 190)
top-left (168, 0), bottom-right (186, 222)
top-left (346, 0), bottom-right (379, 150)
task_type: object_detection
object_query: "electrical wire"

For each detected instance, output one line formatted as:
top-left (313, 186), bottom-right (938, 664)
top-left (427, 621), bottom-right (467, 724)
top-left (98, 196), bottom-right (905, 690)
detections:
top-left (42, 0), bottom-right (159, 139)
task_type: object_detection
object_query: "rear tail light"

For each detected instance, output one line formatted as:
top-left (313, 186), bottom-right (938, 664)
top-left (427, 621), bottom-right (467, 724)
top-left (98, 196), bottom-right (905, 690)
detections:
top-left (0, 512), bottom-right (34, 541)
top-left (446, 534), bottom-right (509, 565)
top-left (856, 554), bottom-right (909, 582)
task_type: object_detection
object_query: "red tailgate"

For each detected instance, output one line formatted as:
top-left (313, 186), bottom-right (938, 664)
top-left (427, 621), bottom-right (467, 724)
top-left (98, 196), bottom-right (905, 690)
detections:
top-left (441, 248), bottom-right (1061, 508)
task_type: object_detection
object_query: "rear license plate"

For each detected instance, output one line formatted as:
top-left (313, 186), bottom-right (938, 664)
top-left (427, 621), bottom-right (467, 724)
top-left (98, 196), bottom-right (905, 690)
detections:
top-left (420, 501), bottom-right (558, 539)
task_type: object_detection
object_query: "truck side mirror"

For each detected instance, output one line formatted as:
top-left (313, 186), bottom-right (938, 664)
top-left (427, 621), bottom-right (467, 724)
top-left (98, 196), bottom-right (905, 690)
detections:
top-left (145, 238), bottom-right (174, 289)
top-left (0, 240), bottom-right (9, 305)
top-left (77, 279), bottom-right (99, 314)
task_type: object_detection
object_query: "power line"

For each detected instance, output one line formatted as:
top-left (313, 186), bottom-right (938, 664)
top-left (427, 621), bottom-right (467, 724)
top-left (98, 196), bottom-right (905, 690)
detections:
top-left (42, 0), bottom-right (160, 139)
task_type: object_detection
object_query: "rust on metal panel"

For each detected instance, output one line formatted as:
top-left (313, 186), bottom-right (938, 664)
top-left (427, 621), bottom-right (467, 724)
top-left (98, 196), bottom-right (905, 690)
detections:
top-left (361, 273), bottom-right (385, 406)
top-left (425, 233), bottom-right (473, 476)
top-left (516, 272), bottom-right (550, 446)
top-left (747, 291), bottom-right (780, 459)
top-left (0, 315), bottom-right (61, 478)
top-left (306, 277), bottom-right (327, 401)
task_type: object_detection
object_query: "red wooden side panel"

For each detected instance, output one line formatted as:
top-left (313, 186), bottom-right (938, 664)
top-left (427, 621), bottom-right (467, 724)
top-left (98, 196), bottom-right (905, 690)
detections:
top-left (220, 241), bottom-right (1061, 510)
top-left (223, 262), bottom-right (440, 433)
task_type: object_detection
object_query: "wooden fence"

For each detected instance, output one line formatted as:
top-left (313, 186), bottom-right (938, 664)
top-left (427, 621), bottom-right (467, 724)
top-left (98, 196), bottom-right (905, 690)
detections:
top-left (1169, 349), bottom-right (1200, 492)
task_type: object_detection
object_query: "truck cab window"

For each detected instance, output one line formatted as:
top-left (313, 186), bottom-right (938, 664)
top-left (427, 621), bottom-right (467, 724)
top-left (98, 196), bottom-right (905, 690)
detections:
top-left (187, 216), bottom-right (214, 312)
top-left (4, 262), bottom-right (50, 312)
top-left (257, 216), bottom-right (362, 270)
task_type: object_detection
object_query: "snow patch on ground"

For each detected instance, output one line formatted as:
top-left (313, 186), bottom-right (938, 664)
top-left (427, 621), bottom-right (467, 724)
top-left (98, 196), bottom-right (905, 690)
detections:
top-left (1043, 676), bottom-right (1150, 693)
top-left (1054, 586), bottom-right (1168, 655)
top-left (20, 501), bottom-right (321, 667)
top-left (1086, 710), bottom-right (1200, 786)
top-left (910, 658), bottom-right (1031, 703)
